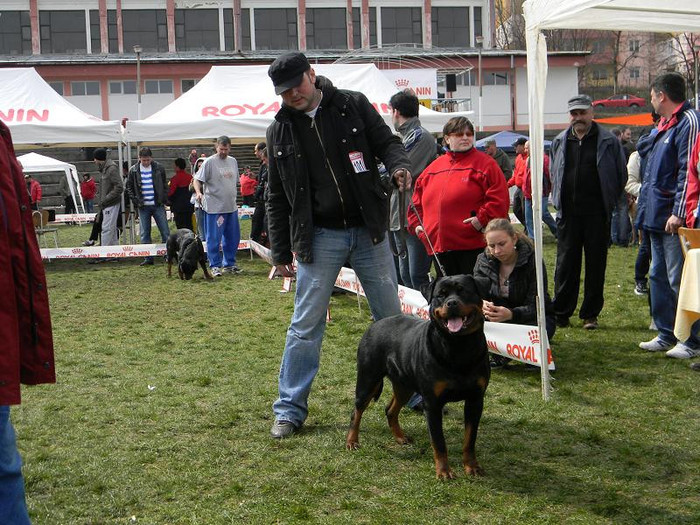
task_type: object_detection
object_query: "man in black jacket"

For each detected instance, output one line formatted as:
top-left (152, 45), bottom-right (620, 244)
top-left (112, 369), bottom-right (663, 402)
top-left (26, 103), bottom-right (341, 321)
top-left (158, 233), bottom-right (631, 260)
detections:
top-left (126, 147), bottom-right (170, 266)
top-left (266, 52), bottom-right (411, 439)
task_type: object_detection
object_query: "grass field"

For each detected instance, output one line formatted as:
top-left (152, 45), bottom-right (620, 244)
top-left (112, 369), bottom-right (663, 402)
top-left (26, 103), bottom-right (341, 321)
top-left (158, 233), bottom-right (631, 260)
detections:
top-left (13, 220), bottom-right (700, 524)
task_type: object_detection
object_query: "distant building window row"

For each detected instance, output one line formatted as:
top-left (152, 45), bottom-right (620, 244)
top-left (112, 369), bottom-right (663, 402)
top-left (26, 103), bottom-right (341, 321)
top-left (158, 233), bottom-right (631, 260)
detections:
top-left (0, 7), bottom-right (485, 55)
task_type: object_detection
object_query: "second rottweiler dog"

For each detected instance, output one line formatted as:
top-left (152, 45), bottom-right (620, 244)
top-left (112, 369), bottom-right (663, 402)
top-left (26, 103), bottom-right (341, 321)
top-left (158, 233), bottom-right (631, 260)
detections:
top-left (166, 228), bottom-right (213, 281)
top-left (346, 274), bottom-right (489, 479)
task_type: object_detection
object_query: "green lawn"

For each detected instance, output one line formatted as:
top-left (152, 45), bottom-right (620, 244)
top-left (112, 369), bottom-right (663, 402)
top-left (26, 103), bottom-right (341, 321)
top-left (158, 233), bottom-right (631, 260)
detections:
top-left (13, 221), bottom-right (700, 524)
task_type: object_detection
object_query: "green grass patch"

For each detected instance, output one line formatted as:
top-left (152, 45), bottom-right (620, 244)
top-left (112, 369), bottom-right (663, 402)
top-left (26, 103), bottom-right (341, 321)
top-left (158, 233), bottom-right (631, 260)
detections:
top-left (13, 221), bottom-right (700, 523)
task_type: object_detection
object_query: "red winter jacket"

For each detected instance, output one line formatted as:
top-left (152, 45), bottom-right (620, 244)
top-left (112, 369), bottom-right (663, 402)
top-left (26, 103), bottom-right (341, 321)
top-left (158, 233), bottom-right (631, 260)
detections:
top-left (28, 178), bottom-right (42, 204)
top-left (508, 153), bottom-right (526, 188)
top-left (685, 132), bottom-right (700, 228)
top-left (239, 173), bottom-right (257, 197)
top-left (522, 154), bottom-right (551, 200)
top-left (408, 148), bottom-right (509, 254)
top-left (0, 122), bottom-right (55, 405)
top-left (80, 177), bottom-right (97, 200)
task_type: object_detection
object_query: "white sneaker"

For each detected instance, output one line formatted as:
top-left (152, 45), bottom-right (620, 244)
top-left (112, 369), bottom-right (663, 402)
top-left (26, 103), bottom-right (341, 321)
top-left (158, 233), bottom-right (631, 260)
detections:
top-left (639, 337), bottom-right (674, 352)
top-left (210, 267), bottom-right (222, 277)
top-left (665, 342), bottom-right (700, 359)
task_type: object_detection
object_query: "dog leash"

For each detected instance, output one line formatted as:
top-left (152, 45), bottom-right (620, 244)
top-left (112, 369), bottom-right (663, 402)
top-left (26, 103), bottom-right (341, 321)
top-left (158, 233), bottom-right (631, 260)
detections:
top-left (408, 201), bottom-right (446, 277)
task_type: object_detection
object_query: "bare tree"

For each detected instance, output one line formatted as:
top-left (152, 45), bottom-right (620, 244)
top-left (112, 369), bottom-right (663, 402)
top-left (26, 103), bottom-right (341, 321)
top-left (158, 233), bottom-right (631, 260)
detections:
top-left (494, 0), bottom-right (525, 50)
top-left (610, 31), bottom-right (645, 93)
top-left (668, 32), bottom-right (700, 98)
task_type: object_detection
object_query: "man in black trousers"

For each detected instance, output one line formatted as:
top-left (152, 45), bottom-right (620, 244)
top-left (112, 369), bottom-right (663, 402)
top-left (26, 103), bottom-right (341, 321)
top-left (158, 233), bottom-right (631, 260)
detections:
top-left (548, 95), bottom-right (627, 330)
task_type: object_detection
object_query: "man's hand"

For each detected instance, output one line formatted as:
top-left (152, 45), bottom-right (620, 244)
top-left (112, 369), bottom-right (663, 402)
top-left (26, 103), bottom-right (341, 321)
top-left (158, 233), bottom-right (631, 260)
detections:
top-left (665, 215), bottom-right (683, 234)
top-left (415, 225), bottom-right (424, 236)
top-left (482, 301), bottom-right (513, 323)
top-left (392, 168), bottom-right (412, 191)
top-left (275, 264), bottom-right (296, 278)
top-left (463, 216), bottom-right (483, 231)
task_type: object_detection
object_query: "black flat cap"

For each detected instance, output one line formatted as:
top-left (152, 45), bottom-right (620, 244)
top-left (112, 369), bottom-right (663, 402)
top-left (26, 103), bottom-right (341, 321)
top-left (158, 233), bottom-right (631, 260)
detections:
top-left (512, 137), bottom-right (527, 147)
top-left (268, 52), bottom-right (311, 95)
top-left (568, 94), bottom-right (592, 111)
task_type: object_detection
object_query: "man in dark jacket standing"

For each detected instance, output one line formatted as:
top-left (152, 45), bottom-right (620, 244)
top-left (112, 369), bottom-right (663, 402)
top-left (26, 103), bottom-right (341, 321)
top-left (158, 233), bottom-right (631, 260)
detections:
top-left (126, 147), bottom-right (170, 266)
top-left (549, 95), bottom-right (627, 330)
top-left (265, 52), bottom-right (411, 439)
top-left (0, 121), bottom-right (55, 524)
top-left (485, 138), bottom-right (513, 180)
top-left (93, 148), bottom-right (123, 248)
top-left (636, 73), bottom-right (700, 358)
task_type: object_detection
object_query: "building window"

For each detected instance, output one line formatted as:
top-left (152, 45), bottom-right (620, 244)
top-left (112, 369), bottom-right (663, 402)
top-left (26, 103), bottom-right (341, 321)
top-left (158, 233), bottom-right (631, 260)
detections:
top-left (145, 80), bottom-right (173, 94)
top-left (483, 72), bottom-right (509, 86)
top-left (591, 41), bottom-right (606, 54)
top-left (238, 8), bottom-right (251, 51)
top-left (381, 7), bottom-right (422, 46)
top-left (71, 81), bottom-right (100, 96)
top-left (592, 68), bottom-right (608, 81)
top-left (352, 8), bottom-right (376, 49)
top-left (175, 9), bottom-right (220, 51)
top-left (473, 6), bottom-right (483, 42)
top-left (0, 11), bottom-right (32, 55)
top-left (223, 8), bottom-right (233, 50)
top-left (49, 82), bottom-right (64, 95)
top-left (431, 8), bottom-right (469, 48)
top-left (181, 79), bottom-right (199, 93)
top-left (109, 81), bottom-right (137, 95)
top-left (307, 8), bottom-right (347, 50)
top-left (629, 67), bottom-right (640, 79)
top-left (629, 40), bottom-right (640, 52)
top-left (254, 8), bottom-right (297, 50)
top-left (40, 11), bottom-right (87, 53)
top-left (122, 10), bottom-right (168, 53)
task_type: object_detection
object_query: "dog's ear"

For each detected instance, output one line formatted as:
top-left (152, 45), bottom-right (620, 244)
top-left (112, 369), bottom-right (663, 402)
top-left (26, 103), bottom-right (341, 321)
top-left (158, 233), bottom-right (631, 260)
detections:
top-left (420, 277), bottom-right (439, 304)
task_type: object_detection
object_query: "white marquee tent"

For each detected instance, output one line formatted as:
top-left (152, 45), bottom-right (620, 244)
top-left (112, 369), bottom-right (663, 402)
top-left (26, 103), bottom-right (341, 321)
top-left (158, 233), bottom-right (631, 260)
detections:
top-left (18, 152), bottom-right (85, 213)
top-left (0, 68), bottom-right (122, 146)
top-left (125, 63), bottom-right (470, 143)
top-left (523, 0), bottom-right (700, 399)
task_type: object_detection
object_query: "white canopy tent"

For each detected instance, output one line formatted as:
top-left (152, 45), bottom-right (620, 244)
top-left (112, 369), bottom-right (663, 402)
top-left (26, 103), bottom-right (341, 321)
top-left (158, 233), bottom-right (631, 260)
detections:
top-left (0, 68), bottom-right (122, 146)
top-left (125, 63), bottom-right (471, 143)
top-left (18, 152), bottom-right (85, 213)
top-left (523, 0), bottom-right (700, 399)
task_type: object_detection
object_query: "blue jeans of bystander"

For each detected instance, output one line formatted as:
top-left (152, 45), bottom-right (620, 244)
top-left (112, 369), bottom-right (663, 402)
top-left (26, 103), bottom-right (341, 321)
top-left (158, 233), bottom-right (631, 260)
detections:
top-left (138, 205), bottom-right (170, 262)
top-left (0, 406), bottom-right (30, 525)
top-left (273, 227), bottom-right (401, 427)
top-left (524, 196), bottom-right (558, 239)
top-left (392, 230), bottom-right (432, 290)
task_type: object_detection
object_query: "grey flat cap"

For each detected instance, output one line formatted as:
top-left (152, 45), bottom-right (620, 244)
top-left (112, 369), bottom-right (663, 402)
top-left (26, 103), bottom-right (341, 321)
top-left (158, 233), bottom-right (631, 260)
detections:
top-left (568, 94), bottom-right (592, 111)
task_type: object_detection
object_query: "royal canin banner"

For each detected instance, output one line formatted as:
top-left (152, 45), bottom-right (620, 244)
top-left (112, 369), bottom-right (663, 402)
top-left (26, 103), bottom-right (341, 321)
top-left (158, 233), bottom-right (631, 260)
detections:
top-left (125, 64), bottom-right (471, 143)
top-left (244, 242), bottom-right (555, 370)
top-left (381, 69), bottom-right (438, 101)
top-left (40, 241), bottom-right (252, 260)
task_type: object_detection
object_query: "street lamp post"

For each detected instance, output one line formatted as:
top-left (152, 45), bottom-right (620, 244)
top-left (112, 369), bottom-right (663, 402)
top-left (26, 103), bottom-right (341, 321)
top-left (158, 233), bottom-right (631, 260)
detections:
top-left (476, 36), bottom-right (484, 132)
top-left (134, 45), bottom-right (142, 120)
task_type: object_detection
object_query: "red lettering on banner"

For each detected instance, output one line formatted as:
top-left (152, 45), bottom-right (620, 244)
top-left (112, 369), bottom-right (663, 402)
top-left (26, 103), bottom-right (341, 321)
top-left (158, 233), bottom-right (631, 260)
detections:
top-left (506, 343), bottom-right (535, 362)
top-left (261, 102), bottom-right (280, 115)
top-left (202, 103), bottom-right (281, 118)
top-left (243, 103), bottom-right (264, 115)
top-left (0, 108), bottom-right (49, 122)
top-left (371, 102), bottom-right (391, 114)
top-left (202, 107), bottom-right (218, 117)
top-left (220, 105), bottom-right (244, 117)
top-left (414, 87), bottom-right (431, 96)
top-left (486, 339), bottom-right (499, 352)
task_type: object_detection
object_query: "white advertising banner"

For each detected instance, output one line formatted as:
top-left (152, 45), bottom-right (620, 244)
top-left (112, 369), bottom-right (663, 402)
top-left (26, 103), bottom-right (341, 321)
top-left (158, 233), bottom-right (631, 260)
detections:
top-left (380, 69), bottom-right (438, 100)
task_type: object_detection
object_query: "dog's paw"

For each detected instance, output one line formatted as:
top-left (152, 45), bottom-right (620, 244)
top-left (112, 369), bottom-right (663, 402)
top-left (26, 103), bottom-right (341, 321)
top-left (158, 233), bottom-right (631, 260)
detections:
top-left (345, 439), bottom-right (360, 451)
top-left (464, 463), bottom-right (485, 477)
top-left (435, 467), bottom-right (455, 480)
top-left (394, 435), bottom-right (413, 446)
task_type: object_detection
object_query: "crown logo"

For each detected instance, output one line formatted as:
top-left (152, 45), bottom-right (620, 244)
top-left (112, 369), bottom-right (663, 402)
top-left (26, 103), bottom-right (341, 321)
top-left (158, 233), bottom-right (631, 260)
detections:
top-left (528, 329), bottom-right (540, 344)
top-left (395, 79), bottom-right (410, 88)
top-left (72, 248), bottom-right (83, 254)
top-left (122, 246), bottom-right (133, 251)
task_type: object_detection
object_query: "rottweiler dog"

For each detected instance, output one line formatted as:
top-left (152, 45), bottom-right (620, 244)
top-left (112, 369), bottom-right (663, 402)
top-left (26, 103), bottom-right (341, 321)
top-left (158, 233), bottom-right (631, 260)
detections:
top-left (346, 274), bottom-right (489, 479)
top-left (166, 228), bottom-right (213, 281)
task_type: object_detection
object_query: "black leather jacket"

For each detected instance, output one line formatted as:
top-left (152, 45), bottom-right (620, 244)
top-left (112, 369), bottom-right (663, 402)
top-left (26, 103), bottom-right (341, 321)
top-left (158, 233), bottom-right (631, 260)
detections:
top-left (265, 76), bottom-right (410, 264)
top-left (126, 160), bottom-right (168, 207)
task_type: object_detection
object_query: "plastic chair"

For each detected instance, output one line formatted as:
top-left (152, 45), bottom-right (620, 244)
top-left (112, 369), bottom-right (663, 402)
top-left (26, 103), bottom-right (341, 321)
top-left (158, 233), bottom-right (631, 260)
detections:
top-left (678, 227), bottom-right (700, 257)
top-left (33, 210), bottom-right (59, 250)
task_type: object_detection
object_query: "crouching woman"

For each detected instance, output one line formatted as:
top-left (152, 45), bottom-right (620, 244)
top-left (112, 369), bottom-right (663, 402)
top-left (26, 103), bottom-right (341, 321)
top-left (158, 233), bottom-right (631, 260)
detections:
top-left (473, 218), bottom-right (556, 365)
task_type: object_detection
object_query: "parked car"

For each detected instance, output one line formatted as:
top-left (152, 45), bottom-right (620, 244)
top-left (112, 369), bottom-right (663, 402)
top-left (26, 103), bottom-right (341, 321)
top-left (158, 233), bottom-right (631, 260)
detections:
top-left (592, 94), bottom-right (646, 108)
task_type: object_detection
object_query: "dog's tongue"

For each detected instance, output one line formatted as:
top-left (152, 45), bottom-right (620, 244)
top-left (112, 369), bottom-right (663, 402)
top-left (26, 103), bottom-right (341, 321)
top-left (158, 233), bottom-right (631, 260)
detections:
top-left (447, 317), bottom-right (463, 333)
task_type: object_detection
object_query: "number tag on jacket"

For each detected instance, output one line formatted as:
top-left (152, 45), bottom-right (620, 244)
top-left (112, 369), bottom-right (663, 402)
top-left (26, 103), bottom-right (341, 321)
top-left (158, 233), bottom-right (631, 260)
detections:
top-left (349, 151), bottom-right (368, 173)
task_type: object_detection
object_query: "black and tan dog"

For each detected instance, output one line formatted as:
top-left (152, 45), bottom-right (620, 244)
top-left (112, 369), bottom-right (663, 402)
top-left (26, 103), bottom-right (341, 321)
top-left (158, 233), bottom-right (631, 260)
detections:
top-left (346, 274), bottom-right (490, 479)
top-left (166, 228), bottom-right (213, 281)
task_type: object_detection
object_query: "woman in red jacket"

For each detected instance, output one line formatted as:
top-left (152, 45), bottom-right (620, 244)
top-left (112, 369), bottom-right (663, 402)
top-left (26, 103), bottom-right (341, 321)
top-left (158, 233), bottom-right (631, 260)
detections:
top-left (80, 172), bottom-right (97, 212)
top-left (408, 116), bottom-right (509, 276)
top-left (167, 158), bottom-right (195, 230)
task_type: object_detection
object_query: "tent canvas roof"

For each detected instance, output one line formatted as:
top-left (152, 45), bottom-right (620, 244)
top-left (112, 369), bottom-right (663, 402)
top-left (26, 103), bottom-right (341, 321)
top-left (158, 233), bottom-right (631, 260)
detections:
top-left (125, 63), bottom-right (470, 143)
top-left (0, 68), bottom-right (122, 146)
top-left (17, 152), bottom-right (78, 173)
top-left (475, 130), bottom-right (551, 153)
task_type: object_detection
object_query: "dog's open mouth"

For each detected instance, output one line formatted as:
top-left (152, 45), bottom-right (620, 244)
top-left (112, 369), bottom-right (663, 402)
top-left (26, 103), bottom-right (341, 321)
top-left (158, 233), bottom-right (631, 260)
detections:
top-left (445, 311), bottom-right (477, 333)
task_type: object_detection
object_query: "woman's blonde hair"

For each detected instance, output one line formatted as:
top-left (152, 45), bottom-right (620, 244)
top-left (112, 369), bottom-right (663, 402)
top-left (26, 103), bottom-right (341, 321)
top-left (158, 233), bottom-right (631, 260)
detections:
top-left (483, 218), bottom-right (533, 247)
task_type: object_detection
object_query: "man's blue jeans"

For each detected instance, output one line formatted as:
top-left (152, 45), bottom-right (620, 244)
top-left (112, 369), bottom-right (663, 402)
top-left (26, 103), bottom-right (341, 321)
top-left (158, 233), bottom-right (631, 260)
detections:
top-left (611, 194), bottom-right (631, 246)
top-left (392, 230), bottom-right (431, 290)
top-left (648, 231), bottom-right (700, 347)
top-left (524, 196), bottom-right (557, 239)
top-left (0, 406), bottom-right (30, 525)
top-left (204, 212), bottom-right (240, 269)
top-left (273, 227), bottom-right (401, 427)
top-left (138, 205), bottom-right (170, 261)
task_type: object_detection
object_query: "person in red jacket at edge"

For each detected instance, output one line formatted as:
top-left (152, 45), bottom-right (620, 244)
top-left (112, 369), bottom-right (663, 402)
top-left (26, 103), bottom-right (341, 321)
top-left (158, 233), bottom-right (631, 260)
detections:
top-left (408, 116), bottom-right (510, 276)
top-left (0, 121), bottom-right (56, 524)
